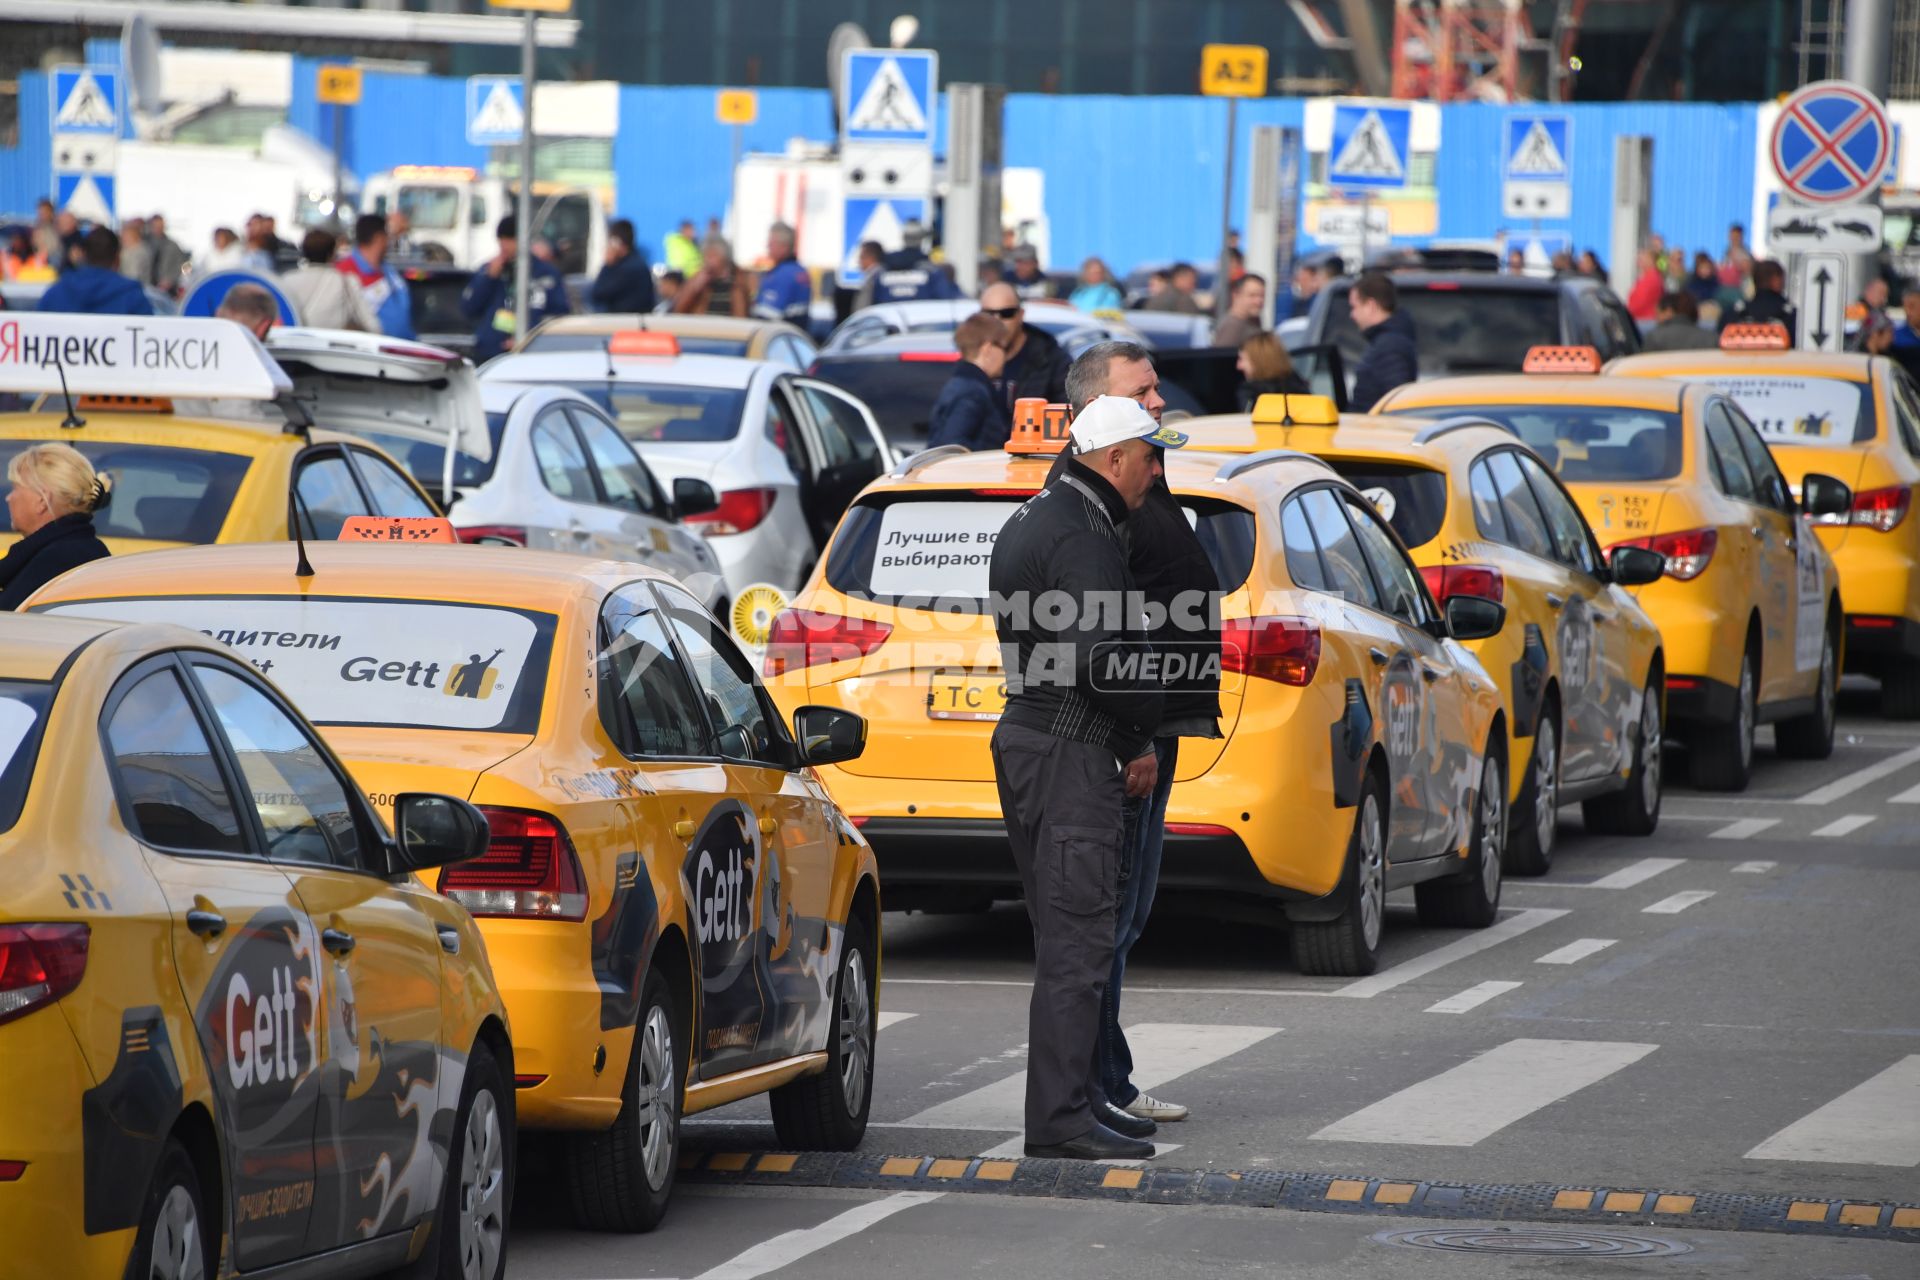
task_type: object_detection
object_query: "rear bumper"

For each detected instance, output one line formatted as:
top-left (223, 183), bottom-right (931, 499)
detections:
top-left (1665, 674), bottom-right (1739, 726)
top-left (1843, 614), bottom-right (1920, 668)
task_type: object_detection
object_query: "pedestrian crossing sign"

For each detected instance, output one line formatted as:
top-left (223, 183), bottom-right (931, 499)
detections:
top-left (842, 49), bottom-right (937, 146)
top-left (1328, 102), bottom-right (1411, 191)
top-left (841, 195), bottom-right (927, 287)
top-left (465, 75), bottom-right (526, 147)
top-left (51, 67), bottom-right (120, 137)
top-left (54, 172), bottom-right (114, 224)
top-left (1504, 114), bottom-right (1571, 182)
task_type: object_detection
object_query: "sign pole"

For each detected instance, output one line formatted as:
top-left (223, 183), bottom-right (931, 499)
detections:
top-left (1844, 0), bottom-right (1892, 301)
top-left (1217, 97), bottom-right (1237, 322)
top-left (514, 10), bottom-right (536, 350)
top-left (331, 101), bottom-right (344, 231)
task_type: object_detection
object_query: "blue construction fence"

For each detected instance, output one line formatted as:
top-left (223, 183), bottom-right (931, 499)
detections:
top-left (1, 53), bottom-right (1759, 278)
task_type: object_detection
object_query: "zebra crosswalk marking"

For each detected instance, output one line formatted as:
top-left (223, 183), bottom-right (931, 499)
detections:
top-left (1745, 1056), bottom-right (1920, 1167)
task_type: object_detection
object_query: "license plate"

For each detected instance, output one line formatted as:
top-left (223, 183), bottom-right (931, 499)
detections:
top-left (926, 672), bottom-right (1007, 721)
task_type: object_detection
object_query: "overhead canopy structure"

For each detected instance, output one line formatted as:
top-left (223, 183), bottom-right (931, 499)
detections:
top-left (0, 0), bottom-right (579, 48)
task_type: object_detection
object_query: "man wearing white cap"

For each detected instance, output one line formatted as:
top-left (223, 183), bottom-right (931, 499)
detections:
top-left (987, 393), bottom-right (1187, 1162)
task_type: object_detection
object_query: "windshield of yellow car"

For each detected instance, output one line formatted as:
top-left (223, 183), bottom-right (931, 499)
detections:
top-left (1386, 404), bottom-right (1684, 483)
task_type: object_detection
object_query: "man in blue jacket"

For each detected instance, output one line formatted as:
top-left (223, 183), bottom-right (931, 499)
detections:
top-left (927, 313), bottom-right (1011, 451)
top-left (461, 214), bottom-right (571, 363)
top-left (1346, 271), bottom-right (1419, 412)
top-left (753, 222), bottom-right (811, 324)
top-left (39, 227), bottom-right (152, 316)
top-left (591, 218), bottom-right (656, 314)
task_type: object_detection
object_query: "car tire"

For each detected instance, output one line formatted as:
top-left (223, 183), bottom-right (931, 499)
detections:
top-left (1883, 664), bottom-right (1920, 720)
top-left (770, 913), bottom-right (876, 1150)
top-left (566, 970), bottom-right (684, 1233)
top-left (1776, 626), bottom-right (1838, 759)
top-left (130, 1138), bottom-right (210, 1280)
top-left (1504, 705), bottom-right (1560, 876)
top-left (1583, 675), bottom-right (1664, 836)
top-left (402, 1042), bottom-right (512, 1280)
top-left (1689, 645), bottom-right (1756, 792)
top-left (1291, 776), bottom-right (1387, 977)
top-left (1415, 745), bottom-right (1505, 928)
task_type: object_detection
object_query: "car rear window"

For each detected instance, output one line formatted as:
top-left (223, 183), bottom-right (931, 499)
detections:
top-left (1328, 286), bottom-right (1564, 374)
top-left (824, 490), bottom-right (1257, 607)
top-left (808, 358), bottom-right (954, 448)
top-left (1318, 462), bottom-right (1451, 548)
top-left (553, 382), bottom-right (747, 442)
top-left (1386, 404), bottom-right (1685, 482)
top-left (0, 442), bottom-right (250, 543)
top-left (406, 273), bottom-right (472, 339)
top-left (521, 333), bottom-right (751, 358)
top-left (351, 413), bottom-right (511, 496)
top-left (0, 680), bottom-right (50, 834)
top-left (35, 596), bottom-right (555, 735)
top-left (1693, 375), bottom-right (1873, 446)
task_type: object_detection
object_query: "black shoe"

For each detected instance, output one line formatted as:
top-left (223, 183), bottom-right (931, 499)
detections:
top-left (1098, 1100), bottom-right (1157, 1140)
top-left (1024, 1122), bottom-right (1155, 1161)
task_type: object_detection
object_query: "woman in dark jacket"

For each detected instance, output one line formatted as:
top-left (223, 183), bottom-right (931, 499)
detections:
top-left (1236, 332), bottom-right (1309, 411)
top-left (0, 443), bottom-right (111, 610)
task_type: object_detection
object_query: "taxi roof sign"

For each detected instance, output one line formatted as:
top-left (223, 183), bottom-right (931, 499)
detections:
top-left (609, 331), bottom-right (680, 357)
top-left (0, 315), bottom-right (292, 401)
top-left (1522, 344), bottom-right (1603, 374)
top-left (1249, 393), bottom-right (1339, 427)
top-left (1007, 398), bottom-right (1071, 455)
top-left (338, 516), bottom-right (458, 544)
top-left (1720, 323), bottom-right (1792, 351)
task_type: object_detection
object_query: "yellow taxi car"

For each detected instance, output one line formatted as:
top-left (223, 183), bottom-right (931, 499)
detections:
top-left (0, 314), bottom-right (443, 554)
top-left (1607, 326), bottom-right (1920, 716)
top-left (520, 312), bottom-right (819, 370)
top-left (0, 613), bottom-right (512, 1280)
top-left (1377, 345), bottom-right (1852, 790)
top-left (1177, 394), bottom-right (1668, 875)
top-left (29, 536), bottom-right (882, 1233)
top-left (764, 404), bottom-right (1509, 976)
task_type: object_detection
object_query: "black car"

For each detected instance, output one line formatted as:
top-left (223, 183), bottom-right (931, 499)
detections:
top-left (1295, 271), bottom-right (1642, 395)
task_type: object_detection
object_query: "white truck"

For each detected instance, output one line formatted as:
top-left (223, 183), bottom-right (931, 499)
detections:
top-left (362, 167), bottom-right (607, 277)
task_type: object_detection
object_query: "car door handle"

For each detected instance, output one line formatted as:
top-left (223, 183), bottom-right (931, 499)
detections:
top-left (186, 909), bottom-right (226, 939)
top-left (436, 924), bottom-right (461, 956)
top-left (758, 816), bottom-right (777, 835)
top-left (1545, 593), bottom-right (1565, 609)
top-left (321, 927), bottom-right (356, 957)
top-left (1368, 647), bottom-right (1389, 666)
top-left (1421, 664), bottom-right (1444, 684)
top-left (672, 819), bottom-right (696, 840)
top-left (1593, 610), bottom-right (1615, 625)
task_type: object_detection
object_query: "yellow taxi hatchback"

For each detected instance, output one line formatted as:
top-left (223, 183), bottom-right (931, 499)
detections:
top-left (29, 540), bottom-right (882, 1234)
top-left (0, 315), bottom-right (444, 556)
top-left (0, 613), bottom-right (513, 1280)
top-left (1378, 346), bottom-right (1850, 790)
top-left (766, 408), bottom-right (1509, 976)
top-left (1608, 327), bottom-right (1920, 716)
top-left (1180, 394), bottom-right (1667, 875)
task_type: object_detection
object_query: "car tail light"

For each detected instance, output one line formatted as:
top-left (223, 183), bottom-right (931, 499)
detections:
top-left (849, 816), bottom-right (869, 827)
top-left (439, 808), bottom-right (588, 921)
top-left (1418, 563), bottom-right (1505, 604)
top-left (1848, 485), bottom-right (1911, 533)
top-left (378, 342), bottom-right (459, 362)
top-left (1666, 676), bottom-right (1700, 690)
top-left (1613, 527), bottom-right (1716, 581)
top-left (0, 923), bottom-right (89, 1028)
top-left (764, 610), bottom-right (894, 676)
top-left (1852, 615), bottom-right (1899, 629)
top-left (970, 489), bottom-right (1039, 498)
top-left (513, 1074), bottom-right (548, 1089)
top-left (683, 487), bottom-right (778, 536)
top-left (899, 351), bottom-right (961, 362)
top-left (0, 1160), bottom-right (25, 1181)
top-left (1220, 616), bottom-right (1320, 686)
top-left (457, 525), bottom-right (527, 547)
top-left (1165, 822), bottom-right (1236, 837)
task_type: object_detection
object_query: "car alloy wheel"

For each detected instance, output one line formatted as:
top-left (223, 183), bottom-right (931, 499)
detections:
top-left (1358, 790), bottom-right (1385, 952)
top-left (839, 949), bottom-right (873, 1117)
top-left (148, 1185), bottom-right (205, 1280)
top-left (1479, 756), bottom-right (1506, 905)
top-left (636, 1003), bottom-right (677, 1192)
top-left (457, 1087), bottom-right (507, 1280)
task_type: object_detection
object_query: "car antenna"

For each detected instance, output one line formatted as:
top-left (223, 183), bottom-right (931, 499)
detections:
top-left (286, 491), bottom-right (315, 578)
top-left (602, 336), bottom-right (616, 380)
top-left (52, 354), bottom-right (85, 430)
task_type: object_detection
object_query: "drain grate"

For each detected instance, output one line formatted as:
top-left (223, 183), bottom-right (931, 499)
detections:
top-left (1373, 1227), bottom-right (1693, 1257)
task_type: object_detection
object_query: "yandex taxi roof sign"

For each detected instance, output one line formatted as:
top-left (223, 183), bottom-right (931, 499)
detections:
top-left (0, 315), bottom-right (292, 401)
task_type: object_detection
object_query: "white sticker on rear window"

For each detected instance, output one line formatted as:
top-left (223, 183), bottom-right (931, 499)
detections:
top-left (870, 501), bottom-right (1021, 598)
top-left (1702, 376), bottom-right (1863, 445)
top-left (0, 697), bottom-right (38, 773)
top-left (38, 598), bottom-right (551, 733)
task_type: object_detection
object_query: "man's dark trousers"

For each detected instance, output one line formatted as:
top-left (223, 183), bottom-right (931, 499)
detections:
top-left (991, 721), bottom-right (1125, 1145)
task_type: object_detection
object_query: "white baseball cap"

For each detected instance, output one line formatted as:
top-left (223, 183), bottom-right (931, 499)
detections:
top-left (1068, 395), bottom-right (1189, 454)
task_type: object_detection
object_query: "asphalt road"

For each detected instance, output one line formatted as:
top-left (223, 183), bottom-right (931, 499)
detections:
top-left (508, 685), bottom-right (1919, 1279)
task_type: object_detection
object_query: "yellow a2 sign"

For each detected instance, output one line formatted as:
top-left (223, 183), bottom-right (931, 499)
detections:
top-left (1200, 44), bottom-right (1268, 98)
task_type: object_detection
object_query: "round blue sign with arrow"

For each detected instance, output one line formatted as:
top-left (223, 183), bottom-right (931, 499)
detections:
top-left (1770, 80), bottom-right (1891, 205)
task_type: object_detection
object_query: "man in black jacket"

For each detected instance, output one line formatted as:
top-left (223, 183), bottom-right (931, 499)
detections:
top-left (590, 219), bottom-right (656, 314)
top-left (1058, 342), bottom-right (1222, 1130)
top-left (980, 281), bottom-right (1071, 411)
top-left (1720, 258), bottom-right (1797, 344)
top-left (989, 393), bottom-right (1188, 1162)
top-left (1347, 271), bottom-right (1419, 411)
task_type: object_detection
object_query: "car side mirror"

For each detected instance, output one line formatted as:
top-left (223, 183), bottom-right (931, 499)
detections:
top-left (1800, 472), bottom-right (1853, 519)
top-left (673, 477), bottom-right (719, 518)
top-left (1608, 544), bottom-right (1666, 587)
top-left (1444, 594), bottom-right (1506, 641)
top-left (793, 705), bottom-right (867, 767)
top-left (392, 793), bottom-right (490, 871)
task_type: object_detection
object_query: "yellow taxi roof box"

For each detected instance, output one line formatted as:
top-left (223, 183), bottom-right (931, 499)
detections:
top-left (1249, 393), bottom-right (1339, 427)
top-left (0, 314), bottom-right (292, 402)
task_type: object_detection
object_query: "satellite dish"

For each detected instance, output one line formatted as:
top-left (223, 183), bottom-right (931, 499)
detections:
top-left (122, 11), bottom-right (162, 117)
top-left (826, 22), bottom-right (872, 133)
top-left (888, 15), bottom-right (920, 48)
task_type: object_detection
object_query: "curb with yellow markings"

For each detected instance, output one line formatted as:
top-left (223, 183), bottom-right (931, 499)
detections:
top-left (678, 1150), bottom-right (1920, 1244)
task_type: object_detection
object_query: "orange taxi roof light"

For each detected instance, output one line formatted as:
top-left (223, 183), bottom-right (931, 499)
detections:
top-left (1720, 323), bottom-right (1791, 351)
top-left (338, 516), bottom-right (458, 544)
top-left (75, 394), bottom-right (172, 413)
top-left (1249, 393), bottom-right (1338, 427)
top-left (1522, 345), bottom-right (1603, 374)
top-left (609, 331), bottom-right (680, 357)
top-left (1007, 398), bottom-right (1071, 455)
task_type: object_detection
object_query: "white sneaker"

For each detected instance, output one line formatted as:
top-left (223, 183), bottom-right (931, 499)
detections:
top-left (1124, 1092), bottom-right (1189, 1122)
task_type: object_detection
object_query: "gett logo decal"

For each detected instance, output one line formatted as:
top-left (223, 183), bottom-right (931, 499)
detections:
top-left (695, 840), bottom-right (752, 945)
top-left (225, 965), bottom-right (314, 1089)
top-left (335, 648), bottom-right (507, 700)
